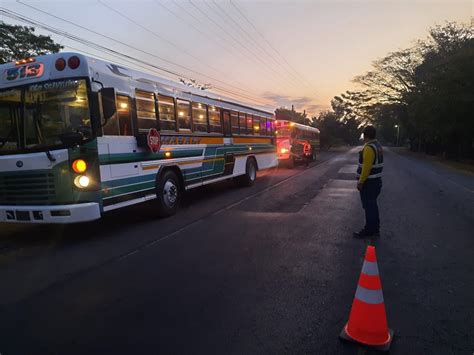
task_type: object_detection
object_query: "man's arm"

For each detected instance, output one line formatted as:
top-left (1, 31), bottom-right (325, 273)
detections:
top-left (358, 145), bottom-right (375, 185)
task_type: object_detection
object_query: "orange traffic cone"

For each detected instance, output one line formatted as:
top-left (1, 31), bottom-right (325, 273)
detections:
top-left (340, 245), bottom-right (394, 351)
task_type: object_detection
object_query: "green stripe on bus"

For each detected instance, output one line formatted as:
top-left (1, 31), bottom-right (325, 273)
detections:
top-left (100, 149), bottom-right (204, 165)
top-left (103, 180), bottom-right (156, 198)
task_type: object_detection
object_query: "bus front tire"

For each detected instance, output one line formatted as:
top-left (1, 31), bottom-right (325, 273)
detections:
top-left (156, 170), bottom-right (181, 217)
top-left (234, 158), bottom-right (257, 187)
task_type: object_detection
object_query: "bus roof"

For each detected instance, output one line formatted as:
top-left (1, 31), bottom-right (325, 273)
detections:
top-left (275, 120), bottom-right (320, 133)
top-left (0, 52), bottom-right (274, 117)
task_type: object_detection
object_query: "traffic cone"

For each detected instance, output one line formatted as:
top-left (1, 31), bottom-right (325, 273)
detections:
top-left (340, 245), bottom-right (394, 351)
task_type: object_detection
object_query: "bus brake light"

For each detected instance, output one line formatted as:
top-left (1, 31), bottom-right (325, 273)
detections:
top-left (55, 58), bottom-right (66, 71)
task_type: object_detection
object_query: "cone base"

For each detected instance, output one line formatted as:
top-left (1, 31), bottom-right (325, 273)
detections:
top-left (339, 323), bottom-right (394, 351)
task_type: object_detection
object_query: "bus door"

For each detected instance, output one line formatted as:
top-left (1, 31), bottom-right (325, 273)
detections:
top-left (221, 110), bottom-right (235, 174)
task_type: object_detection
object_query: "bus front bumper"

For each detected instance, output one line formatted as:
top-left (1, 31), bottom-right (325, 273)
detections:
top-left (0, 203), bottom-right (101, 224)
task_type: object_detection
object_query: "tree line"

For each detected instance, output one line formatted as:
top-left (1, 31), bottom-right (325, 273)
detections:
top-left (280, 21), bottom-right (473, 159)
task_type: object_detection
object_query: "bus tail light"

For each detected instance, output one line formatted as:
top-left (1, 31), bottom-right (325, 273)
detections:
top-left (68, 56), bottom-right (80, 69)
top-left (72, 159), bottom-right (87, 173)
top-left (55, 58), bottom-right (66, 71)
top-left (280, 148), bottom-right (289, 154)
top-left (74, 175), bottom-right (90, 189)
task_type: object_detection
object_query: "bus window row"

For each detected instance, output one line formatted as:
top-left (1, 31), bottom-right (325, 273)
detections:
top-left (103, 90), bottom-right (274, 137)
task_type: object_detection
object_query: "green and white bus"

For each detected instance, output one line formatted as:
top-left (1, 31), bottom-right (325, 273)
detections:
top-left (0, 53), bottom-right (277, 223)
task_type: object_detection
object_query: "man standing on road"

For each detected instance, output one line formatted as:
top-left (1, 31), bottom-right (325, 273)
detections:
top-left (354, 126), bottom-right (384, 239)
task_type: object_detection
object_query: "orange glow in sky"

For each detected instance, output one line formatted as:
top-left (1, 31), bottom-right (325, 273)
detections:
top-left (3, 0), bottom-right (471, 115)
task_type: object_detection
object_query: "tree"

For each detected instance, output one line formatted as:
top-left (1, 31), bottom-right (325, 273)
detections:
top-left (311, 109), bottom-right (363, 149)
top-left (275, 107), bottom-right (309, 125)
top-left (407, 23), bottom-right (474, 158)
top-left (351, 20), bottom-right (473, 159)
top-left (0, 21), bottom-right (62, 64)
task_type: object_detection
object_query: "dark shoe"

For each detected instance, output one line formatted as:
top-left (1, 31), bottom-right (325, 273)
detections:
top-left (353, 229), bottom-right (379, 239)
top-left (353, 229), bottom-right (368, 238)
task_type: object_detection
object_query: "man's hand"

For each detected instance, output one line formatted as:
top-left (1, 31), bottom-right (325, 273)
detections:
top-left (357, 182), bottom-right (364, 191)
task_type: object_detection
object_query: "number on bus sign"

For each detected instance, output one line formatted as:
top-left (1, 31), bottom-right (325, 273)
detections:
top-left (4, 63), bottom-right (45, 82)
top-left (147, 128), bottom-right (161, 153)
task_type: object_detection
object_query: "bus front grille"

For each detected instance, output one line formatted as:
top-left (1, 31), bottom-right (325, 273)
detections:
top-left (0, 173), bottom-right (56, 205)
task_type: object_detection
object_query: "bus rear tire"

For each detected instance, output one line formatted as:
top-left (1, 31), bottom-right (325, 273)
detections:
top-left (234, 157), bottom-right (257, 187)
top-left (155, 170), bottom-right (181, 217)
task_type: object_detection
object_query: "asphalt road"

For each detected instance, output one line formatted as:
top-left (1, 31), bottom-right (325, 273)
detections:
top-left (0, 148), bottom-right (473, 355)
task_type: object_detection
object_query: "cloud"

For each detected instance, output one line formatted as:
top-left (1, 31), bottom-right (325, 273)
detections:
top-left (262, 92), bottom-right (329, 116)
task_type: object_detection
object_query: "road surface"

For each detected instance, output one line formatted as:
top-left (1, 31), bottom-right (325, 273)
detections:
top-left (0, 148), bottom-right (473, 354)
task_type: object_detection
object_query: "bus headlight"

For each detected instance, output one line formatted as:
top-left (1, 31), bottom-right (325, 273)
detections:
top-left (280, 148), bottom-right (289, 154)
top-left (74, 175), bottom-right (90, 188)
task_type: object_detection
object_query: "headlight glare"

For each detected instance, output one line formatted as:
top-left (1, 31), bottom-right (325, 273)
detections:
top-left (74, 175), bottom-right (90, 188)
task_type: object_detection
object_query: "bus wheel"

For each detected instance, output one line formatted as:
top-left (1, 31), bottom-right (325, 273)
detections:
top-left (234, 157), bottom-right (257, 186)
top-left (156, 170), bottom-right (181, 217)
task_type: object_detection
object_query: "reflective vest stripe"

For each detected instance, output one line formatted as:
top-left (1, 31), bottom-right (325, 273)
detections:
top-left (354, 285), bottom-right (384, 304)
top-left (358, 163), bottom-right (384, 168)
top-left (367, 173), bottom-right (382, 178)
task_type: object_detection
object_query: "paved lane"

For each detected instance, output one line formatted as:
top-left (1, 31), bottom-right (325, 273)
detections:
top-left (0, 150), bottom-right (341, 306)
top-left (0, 148), bottom-right (472, 354)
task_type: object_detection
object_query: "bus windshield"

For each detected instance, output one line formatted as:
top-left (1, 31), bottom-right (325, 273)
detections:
top-left (0, 79), bottom-right (92, 154)
top-left (276, 127), bottom-right (291, 137)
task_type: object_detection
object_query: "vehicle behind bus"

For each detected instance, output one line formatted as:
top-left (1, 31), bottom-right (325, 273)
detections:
top-left (0, 53), bottom-right (277, 224)
top-left (275, 120), bottom-right (320, 167)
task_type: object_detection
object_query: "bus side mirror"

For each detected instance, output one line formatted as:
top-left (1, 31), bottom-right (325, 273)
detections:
top-left (100, 87), bottom-right (116, 124)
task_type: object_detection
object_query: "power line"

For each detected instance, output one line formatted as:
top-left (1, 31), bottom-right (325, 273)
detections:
top-left (188, 0), bottom-right (297, 92)
top-left (13, 1), bottom-right (272, 104)
top-left (229, 0), bottom-right (317, 94)
top-left (98, 0), bottom-right (231, 81)
top-left (154, 0), bottom-right (234, 55)
top-left (168, 0), bottom-right (240, 56)
top-left (0, 8), bottom-right (273, 107)
top-left (209, 0), bottom-right (304, 89)
top-left (163, 0), bottom-right (300, 94)
top-left (101, 0), bottom-right (268, 97)
top-left (165, 0), bottom-right (283, 87)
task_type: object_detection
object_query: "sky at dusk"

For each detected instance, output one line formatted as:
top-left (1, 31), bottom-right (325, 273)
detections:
top-left (1, 0), bottom-right (471, 116)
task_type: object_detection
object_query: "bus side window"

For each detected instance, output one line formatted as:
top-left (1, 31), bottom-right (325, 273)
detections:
top-left (157, 95), bottom-right (176, 131)
top-left (253, 116), bottom-right (260, 135)
top-left (259, 116), bottom-right (267, 136)
top-left (231, 111), bottom-right (239, 135)
top-left (238, 112), bottom-right (246, 135)
top-left (268, 119), bottom-right (275, 135)
top-left (208, 106), bottom-right (222, 133)
top-left (192, 102), bottom-right (208, 133)
top-left (103, 95), bottom-right (132, 136)
top-left (136, 90), bottom-right (157, 133)
top-left (177, 99), bottom-right (191, 131)
top-left (247, 114), bottom-right (254, 135)
top-left (117, 96), bottom-right (133, 136)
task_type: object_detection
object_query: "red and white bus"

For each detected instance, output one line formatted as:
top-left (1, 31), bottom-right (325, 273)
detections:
top-left (275, 120), bottom-right (320, 166)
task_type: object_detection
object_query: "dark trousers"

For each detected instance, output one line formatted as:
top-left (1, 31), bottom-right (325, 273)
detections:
top-left (359, 178), bottom-right (382, 233)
